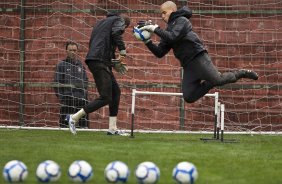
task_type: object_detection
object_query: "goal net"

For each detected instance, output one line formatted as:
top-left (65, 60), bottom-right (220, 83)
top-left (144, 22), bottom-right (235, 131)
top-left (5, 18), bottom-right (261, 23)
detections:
top-left (0, 0), bottom-right (281, 133)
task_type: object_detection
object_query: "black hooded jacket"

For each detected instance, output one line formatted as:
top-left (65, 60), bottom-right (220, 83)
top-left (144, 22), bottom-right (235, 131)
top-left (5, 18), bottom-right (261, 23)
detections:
top-left (146, 6), bottom-right (206, 67)
top-left (85, 13), bottom-right (126, 66)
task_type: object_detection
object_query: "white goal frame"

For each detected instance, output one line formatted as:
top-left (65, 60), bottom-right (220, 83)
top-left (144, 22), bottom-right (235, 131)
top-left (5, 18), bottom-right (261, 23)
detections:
top-left (130, 89), bottom-right (222, 137)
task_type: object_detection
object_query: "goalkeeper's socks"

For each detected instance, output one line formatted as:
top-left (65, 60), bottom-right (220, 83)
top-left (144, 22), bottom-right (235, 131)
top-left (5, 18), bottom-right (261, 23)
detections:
top-left (72, 109), bottom-right (86, 123)
top-left (109, 116), bottom-right (117, 131)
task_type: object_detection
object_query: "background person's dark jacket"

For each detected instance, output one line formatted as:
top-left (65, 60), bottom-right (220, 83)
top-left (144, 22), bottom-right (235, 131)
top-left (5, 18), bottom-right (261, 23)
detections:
top-left (145, 6), bottom-right (206, 67)
top-left (54, 58), bottom-right (88, 101)
top-left (85, 12), bottom-right (126, 66)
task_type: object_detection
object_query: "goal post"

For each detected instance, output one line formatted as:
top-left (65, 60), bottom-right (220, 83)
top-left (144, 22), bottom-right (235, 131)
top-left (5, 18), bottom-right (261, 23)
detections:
top-left (130, 89), bottom-right (220, 137)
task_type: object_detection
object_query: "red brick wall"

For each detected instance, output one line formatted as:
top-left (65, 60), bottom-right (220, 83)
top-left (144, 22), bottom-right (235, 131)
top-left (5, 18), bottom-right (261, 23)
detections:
top-left (0, 0), bottom-right (281, 131)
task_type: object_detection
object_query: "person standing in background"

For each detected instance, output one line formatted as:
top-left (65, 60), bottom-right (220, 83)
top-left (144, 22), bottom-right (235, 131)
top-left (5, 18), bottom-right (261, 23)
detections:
top-left (54, 41), bottom-right (89, 128)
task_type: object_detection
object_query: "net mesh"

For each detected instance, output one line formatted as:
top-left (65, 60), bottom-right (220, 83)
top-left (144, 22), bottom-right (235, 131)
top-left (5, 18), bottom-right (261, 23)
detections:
top-left (0, 0), bottom-right (281, 132)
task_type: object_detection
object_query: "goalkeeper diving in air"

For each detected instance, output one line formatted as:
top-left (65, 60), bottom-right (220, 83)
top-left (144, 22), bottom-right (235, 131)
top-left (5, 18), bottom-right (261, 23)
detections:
top-left (133, 1), bottom-right (258, 104)
top-left (65, 12), bottom-right (131, 135)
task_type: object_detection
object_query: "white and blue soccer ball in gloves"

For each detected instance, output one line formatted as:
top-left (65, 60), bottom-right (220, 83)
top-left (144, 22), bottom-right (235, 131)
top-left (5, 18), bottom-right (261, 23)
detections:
top-left (133, 27), bottom-right (152, 41)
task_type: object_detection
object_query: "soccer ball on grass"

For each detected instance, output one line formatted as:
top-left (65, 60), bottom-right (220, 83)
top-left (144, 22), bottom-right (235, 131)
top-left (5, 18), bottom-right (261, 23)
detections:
top-left (135, 161), bottom-right (160, 184)
top-left (172, 161), bottom-right (198, 184)
top-left (68, 160), bottom-right (93, 183)
top-left (36, 160), bottom-right (61, 182)
top-left (2, 160), bottom-right (28, 182)
top-left (104, 161), bottom-right (130, 183)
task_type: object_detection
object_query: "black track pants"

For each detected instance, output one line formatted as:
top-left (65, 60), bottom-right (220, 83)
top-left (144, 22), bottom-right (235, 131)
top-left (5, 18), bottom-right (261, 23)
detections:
top-left (83, 62), bottom-right (120, 116)
top-left (182, 52), bottom-right (237, 103)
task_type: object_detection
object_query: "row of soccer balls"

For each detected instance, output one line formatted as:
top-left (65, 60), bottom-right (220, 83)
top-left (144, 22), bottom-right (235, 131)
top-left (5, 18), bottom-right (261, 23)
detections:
top-left (3, 160), bottom-right (198, 183)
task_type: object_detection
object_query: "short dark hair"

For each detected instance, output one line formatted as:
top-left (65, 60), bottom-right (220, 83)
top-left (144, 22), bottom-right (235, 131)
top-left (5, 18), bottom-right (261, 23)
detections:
top-left (120, 14), bottom-right (131, 28)
top-left (65, 41), bottom-right (78, 50)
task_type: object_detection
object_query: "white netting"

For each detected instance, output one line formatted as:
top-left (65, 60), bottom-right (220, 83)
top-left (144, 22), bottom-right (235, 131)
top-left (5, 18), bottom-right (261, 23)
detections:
top-left (0, 0), bottom-right (281, 132)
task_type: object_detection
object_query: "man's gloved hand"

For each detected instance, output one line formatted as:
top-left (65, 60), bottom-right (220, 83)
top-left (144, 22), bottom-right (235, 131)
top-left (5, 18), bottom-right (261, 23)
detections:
top-left (140, 24), bottom-right (159, 32)
top-left (137, 20), bottom-right (152, 28)
top-left (112, 57), bottom-right (128, 75)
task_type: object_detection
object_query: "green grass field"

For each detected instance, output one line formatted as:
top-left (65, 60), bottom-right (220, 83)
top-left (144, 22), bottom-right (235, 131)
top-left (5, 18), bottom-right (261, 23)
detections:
top-left (1, 129), bottom-right (282, 184)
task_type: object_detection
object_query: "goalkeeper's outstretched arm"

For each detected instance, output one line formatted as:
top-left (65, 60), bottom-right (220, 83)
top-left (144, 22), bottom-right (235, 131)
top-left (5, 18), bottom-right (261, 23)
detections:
top-left (133, 20), bottom-right (171, 58)
top-left (144, 40), bottom-right (171, 58)
top-left (153, 17), bottom-right (190, 44)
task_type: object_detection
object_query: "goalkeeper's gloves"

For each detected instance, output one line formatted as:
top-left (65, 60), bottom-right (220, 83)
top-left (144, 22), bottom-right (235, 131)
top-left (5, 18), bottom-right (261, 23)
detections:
top-left (112, 57), bottom-right (128, 75)
top-left (137, 20), bottom-right (152, 28)
top-left (140, 24), bottom-right (159, 32)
